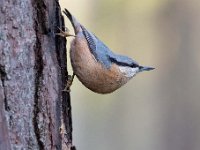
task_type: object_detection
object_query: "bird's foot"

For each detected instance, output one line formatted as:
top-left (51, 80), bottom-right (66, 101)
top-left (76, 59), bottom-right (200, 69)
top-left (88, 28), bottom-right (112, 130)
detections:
top-left (56, 27), bottom-right (75, 38)
top-left (63, 73), bottom-right (75, 92)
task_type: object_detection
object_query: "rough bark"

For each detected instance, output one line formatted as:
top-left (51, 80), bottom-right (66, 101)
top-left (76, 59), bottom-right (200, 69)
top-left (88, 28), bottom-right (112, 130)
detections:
top-left (0, 0), bottom-right (73, 149)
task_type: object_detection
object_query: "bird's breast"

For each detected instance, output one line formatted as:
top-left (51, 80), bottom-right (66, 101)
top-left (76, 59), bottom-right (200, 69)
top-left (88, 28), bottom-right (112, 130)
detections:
top-left (70, 36), bottom-right (131, 94)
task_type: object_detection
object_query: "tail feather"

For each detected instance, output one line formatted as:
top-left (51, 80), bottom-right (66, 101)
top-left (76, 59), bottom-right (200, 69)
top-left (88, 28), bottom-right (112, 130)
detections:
top-left (63, 9), bottom-right (80, 34)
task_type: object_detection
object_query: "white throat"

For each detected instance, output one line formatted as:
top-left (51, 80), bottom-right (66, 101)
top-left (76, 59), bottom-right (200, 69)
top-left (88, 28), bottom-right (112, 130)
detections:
top-left (119, 66), bottom-right (139, 78)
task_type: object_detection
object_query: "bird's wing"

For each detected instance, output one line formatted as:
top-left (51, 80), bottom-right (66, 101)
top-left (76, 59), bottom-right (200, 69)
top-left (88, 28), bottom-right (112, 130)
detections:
top-left (81, 25), bottom-right (139, 68)
top-left (81, 25), bottom-right (98, 58)
top-left (81, 25), bottom-right (113, 68)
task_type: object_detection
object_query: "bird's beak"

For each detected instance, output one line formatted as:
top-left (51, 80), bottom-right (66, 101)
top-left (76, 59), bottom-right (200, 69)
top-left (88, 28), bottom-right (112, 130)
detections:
top-left (139, 66), bottom-right (155, 72)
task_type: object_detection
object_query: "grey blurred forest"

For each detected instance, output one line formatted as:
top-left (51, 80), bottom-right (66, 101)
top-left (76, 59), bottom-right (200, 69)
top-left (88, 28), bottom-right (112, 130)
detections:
top-left (60, 0), bottom-right (200, 150)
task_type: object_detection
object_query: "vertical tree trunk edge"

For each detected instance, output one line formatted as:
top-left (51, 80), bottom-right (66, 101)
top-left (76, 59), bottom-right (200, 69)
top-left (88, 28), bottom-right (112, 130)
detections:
top-left (0, 0), bottom-right (75, 149)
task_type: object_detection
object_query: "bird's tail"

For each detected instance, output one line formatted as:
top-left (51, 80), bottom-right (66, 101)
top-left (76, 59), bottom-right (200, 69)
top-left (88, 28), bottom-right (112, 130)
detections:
top-left (63, 9), bottom-right (81, 34)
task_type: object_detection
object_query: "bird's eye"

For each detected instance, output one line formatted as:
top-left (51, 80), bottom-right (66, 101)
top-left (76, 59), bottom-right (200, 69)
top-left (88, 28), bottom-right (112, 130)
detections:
top-left (131, 63), bottom-right (139, 68)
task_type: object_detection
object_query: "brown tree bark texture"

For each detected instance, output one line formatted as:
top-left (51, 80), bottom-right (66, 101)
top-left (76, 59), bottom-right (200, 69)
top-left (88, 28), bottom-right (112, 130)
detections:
top-left (0, 0), bottom-right (73, 150)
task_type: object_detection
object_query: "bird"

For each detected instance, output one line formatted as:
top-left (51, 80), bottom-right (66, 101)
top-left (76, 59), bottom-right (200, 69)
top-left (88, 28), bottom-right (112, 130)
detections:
top-left (57, 9), bottom-right (154, 94)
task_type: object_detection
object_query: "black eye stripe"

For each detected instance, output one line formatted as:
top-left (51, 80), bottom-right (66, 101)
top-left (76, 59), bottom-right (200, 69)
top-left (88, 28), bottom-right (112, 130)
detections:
top-left (110, 58), bottom-right (139, 68)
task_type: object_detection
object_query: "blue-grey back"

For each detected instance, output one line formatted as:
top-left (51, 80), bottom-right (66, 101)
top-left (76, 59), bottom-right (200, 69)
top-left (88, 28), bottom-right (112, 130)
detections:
top-left (81, 25), bottom-right (139, 69)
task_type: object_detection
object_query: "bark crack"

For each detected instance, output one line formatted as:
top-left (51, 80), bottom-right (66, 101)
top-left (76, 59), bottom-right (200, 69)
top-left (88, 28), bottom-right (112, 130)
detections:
top-left (32, 0), bottom-right (52, 149)
top-left (46, 99), bottom-right (54, 149)
top-left (0, 65), bottom-right (9, 111)
top-left (32, 1), bottom-right (47, 149)
top-left (33, 35), bottom-right (44, 150)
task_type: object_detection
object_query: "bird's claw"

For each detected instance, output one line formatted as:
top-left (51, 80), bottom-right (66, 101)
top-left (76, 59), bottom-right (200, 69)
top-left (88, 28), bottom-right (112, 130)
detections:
top-left (63, 74), bottom-right (75, 92)
top-left (56, 27), bottom-right (75, 37)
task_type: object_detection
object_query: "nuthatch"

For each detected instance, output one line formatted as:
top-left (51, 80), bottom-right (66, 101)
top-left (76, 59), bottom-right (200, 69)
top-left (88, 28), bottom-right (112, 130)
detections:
top-left (58, 9), bottom-right (154, 94)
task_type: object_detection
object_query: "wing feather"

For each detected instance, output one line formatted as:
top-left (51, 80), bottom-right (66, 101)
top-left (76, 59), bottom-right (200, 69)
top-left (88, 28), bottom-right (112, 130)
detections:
top-left (81, 25), bottom-right (138, 68)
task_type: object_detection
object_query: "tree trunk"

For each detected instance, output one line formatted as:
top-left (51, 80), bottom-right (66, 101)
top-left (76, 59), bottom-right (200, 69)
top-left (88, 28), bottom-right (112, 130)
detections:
top-left (0, 0), bottom-right (74, 149)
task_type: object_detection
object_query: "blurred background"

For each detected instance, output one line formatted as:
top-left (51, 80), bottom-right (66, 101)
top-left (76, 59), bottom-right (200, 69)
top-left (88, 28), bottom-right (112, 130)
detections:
top-left (60, 0), bottom-right (200, 150)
